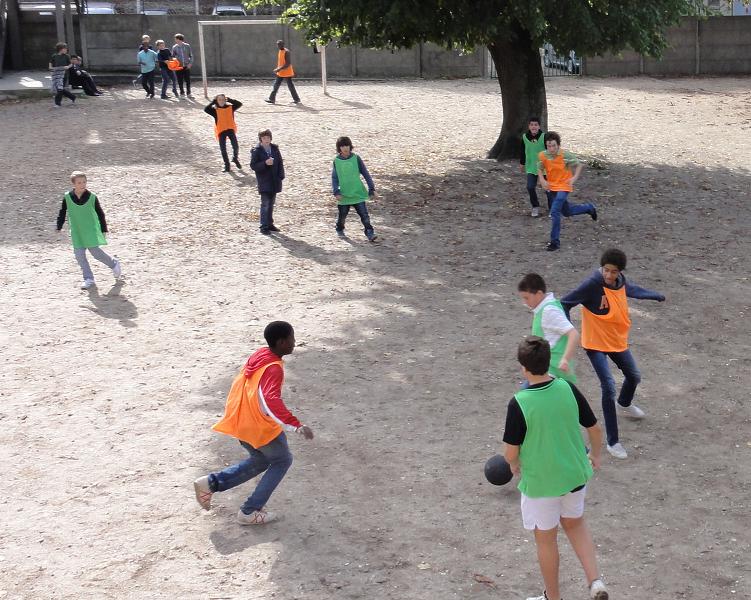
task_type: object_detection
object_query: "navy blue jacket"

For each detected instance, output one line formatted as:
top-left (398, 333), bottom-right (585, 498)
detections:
top-left (250, 143), bottom-right (285, 194)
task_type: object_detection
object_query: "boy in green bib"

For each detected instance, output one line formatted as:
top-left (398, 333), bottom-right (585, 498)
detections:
top-left (332, 136), bottom-right (377, 241)
top-left (519, 117), bottom-right (547, 217)
top-left (503, 337), bottom-right (608, 600)
top-left (56, 171), bottom-right (122, 289)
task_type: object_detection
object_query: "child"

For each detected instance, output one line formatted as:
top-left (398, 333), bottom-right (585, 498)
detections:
top-left (137, 43), bottom-right (158, 98)
top-left (537, 132), bottom-right (597, 251)
top-left (133, 35), bottom-right (152, 88)
top-left (519, 117), bottom-right (546, 217)
top-left (503, 337), bottom-right (608, 600)
top-left (56, 171), bottom-right (122, 289)
top-left (69, 55), bottom-right (102, 96)
top-left (332, 136), bottom-right (376, 241)
top-left (561, 248), bottom-right (665, 460)
top-left (250, 129), bottom-right (285, 234)
top-left (48, 42), bottom-right (75, 107)
top-left (193, 321), bottom-right (314, 525)
top-left (171, 33), bottom-right (193, 97)
top-left (204, 94), bottom-right (243, 172)
top-left (517, 273), bottom-right (580, 383)
top-left (155, 40), bottom-right (178, 99)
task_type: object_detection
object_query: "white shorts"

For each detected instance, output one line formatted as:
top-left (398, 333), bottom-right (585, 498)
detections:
top-left (521, 486), bottom-right (587, 531)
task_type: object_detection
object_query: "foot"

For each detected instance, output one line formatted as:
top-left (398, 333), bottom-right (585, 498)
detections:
top-left (607, 442), bottom-right (628, 459)
top-left (237, 507), bottom-right (277, 525)
top-left (366, 232), bottom-right (378, 242)
top-left (531, 207), bottom-right (540, 218)
top-left (546, 242), bottom-right (560, 252)
top-left (222, 165), bottom-right (231, 172)
top-left (589, 579), bottom-right (609, 600)
top-left (193, 476), bottom-right (213, 510)
top-left (525, 593), bottom-right (549, 600)
top-left (292, 100), bottom-right (301, 104)
top-left (187, 94), bottom-right (194, 99)
top-left (232, 158), bottom-right (243, 169)
top-left (591, 207), bottom-right (598, 221)
top-left (619, 403), bottom-right (646, 419)
top-left (264, 98), bottom-right (275, 104)
top-left (71, 95), bottom-right (76, 104)
top-left (260, 228), bottom-right (270, 235)
top-left (180, 92), bottom-right (185, 96)
top-left (112, 259), bottom-right (122, 279)
top-left (336, 229), bottom-right (345, 237)
top-left (160, 95), bottom-right (169, 99)
top-left (267, 225), bottom-right (280, 232)
top-left (80, 279), bottom-right (95, 289)
top-left (132, 79), bottom-right (138, 87)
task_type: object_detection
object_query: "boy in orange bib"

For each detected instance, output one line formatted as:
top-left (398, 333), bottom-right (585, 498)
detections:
top-left (193, 322), bottom-right (314, 525)
top-left (204, 94), bottom-right (243, 172)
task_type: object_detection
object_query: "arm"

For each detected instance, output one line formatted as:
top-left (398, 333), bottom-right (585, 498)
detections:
top-left (332, 162), bottom-right (340, 196)
top-left (519, 135), bottom-right (526, 170)
top-left (276, 148), bottom-right (285, 180)
top-left (569, 382), bottom-right (602, 469)
top-left (228, 98), bottom-right (243, 111)
top-left (56, 198), bottom-right (67, 230)
top-left (94, 198), bottom-right (108, 233)
top-left (357, 156), bottom-right (375, 195)
top-left (569, 162), bottom-right (584, 185)
top-left (504, 444), bottom-right (521, 476)
top-left (203, 102), bottom-right (216, 117)
top-left (560, 276), bottom-right (601, 318)
top-left (258, 365), bottom-right (302, 431)
top-left (502, 398), bottom-right (526, 476)
top-left (250, 148), bottom-right (267, 172)
top-left (559, 328), bottom-right (580, 373)
top-left (541, 305), bottom-right (579, 371)
top-left (585, 423), bottom-right (603, 469)
top-left (624, 280), bottom-right (666, 302)
top-left (537, 162), bottom-right (549, 190)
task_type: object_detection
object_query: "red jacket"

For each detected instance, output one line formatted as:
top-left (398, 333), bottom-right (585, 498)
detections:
top-left (244, 347), bottom-right (301, 429)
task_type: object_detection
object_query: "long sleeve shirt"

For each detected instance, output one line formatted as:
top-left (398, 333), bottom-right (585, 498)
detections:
top-left (244, 347), bottom-right (301, 430)
top-left (331, 154), bottom-right (375, 196)
top-left (56, 190), bottom-right (108, 232)
top-left (561, 269), bottom-right (665, 318)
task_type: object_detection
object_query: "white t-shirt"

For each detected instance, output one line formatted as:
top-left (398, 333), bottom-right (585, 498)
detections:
top-left (533, 292), bottom-right (574, 348)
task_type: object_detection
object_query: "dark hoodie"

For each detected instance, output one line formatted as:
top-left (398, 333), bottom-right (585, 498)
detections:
top-left (561, 269), bottom-right (665, 318)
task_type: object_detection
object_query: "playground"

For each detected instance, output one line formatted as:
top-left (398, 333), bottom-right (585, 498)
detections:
top-left (1, 75), bottom-right (750, 599)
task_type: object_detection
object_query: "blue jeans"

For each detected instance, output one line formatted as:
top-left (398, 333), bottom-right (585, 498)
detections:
top-left (549, 191), bottom-right (594, 245)
top-left (74, 246), bottom-right (115, 281)
top-left (260, 193), bottom-right (276, 230)
top-left (586, 349), bottom-right (642, 446)
top-left (526, 173), bottom-right (540, 208)
top-left (209, 433), bottom-right (293, 514)
top-left (159, 66), bottom-right (177, 97)
top-left (336, 202), bottom-right (373, 235)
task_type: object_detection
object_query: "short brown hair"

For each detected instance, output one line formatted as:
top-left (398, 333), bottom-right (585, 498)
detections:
top-left (55, 42), bottom-right (68, 51)
top-left (544, 131), bottom-right (561, 146)
top-left (518, 273), bottom-right (546, 294)
top-left (517, 336), bottom-right (551, 376)
top-left (174, 33), bottom-right (184, 41)
top-left (258, 129), bottom-right (272, 141)
top-left (70, 171), bottom-right (87, 183)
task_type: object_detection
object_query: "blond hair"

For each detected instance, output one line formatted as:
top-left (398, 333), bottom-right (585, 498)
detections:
top-left (156, 39), bottom-right (165, 46)
top-left (70, 171), bottom-right (87, 182)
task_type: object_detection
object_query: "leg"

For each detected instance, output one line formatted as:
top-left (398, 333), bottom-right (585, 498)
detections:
top-left (148, 71), bottom-right (156, 96)
top-left (560, 516), bottom-right (600, 587)
top-left (218, 130), bottom-right (231, 168)
top-left (560, 197), bottom-right (595, 218)
top-left (335, 204), bottom-right (350, 232)
top-left (285, 77), bottom-right (301, 102)
top-left (160, 67), bottom-right (169, 97)
top-left (61, 88), bottom-right (76, 102)
top-left (609, 349), bottom-right (642, 407)
top-left (176, 69), bottom-right (185, 94)
top-left (184, 68), bottom-right (191, 95)
top-left (170, 70), bottom-right (178, 95)
top-left (54, 90), bottom-right (64, 106)
top-left (73, 247), bottom-right (94, 281)
top-left (586, 349), bottom-right (619, 446)
top-left (533, 527), bottom-right (562, 600)
top-left (526, 173), bottom-right (540, 208)
top-left (228, 131), bottom-right (240, 160)
top-left (87, 246), bottom-right (116, 269)
top-left (210, 440), bottom-right (270, 492)
top-left (268, 76), bottom-right (283, 101)
top-left (241, 432), bottom-right (293, 514)
top-left (260, 193), bottom-right (276, 230)
top-left (549, 191), bottom-right (567, 245)
top-left (141, 73), bottom-right (150, 94)
top-left (267, 193), bottom-right (276, 226)
top-left (546, 190), bottom-right (554, 211)
top-left (353, 201), bottom-right (374, 238)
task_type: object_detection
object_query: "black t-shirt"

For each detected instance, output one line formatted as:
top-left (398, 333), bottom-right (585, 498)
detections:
top-left (502, 379), bottom-right (597, 446)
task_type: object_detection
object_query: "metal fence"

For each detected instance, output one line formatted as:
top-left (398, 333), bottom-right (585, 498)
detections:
top-left (541, 45), bottom-right (582, 77)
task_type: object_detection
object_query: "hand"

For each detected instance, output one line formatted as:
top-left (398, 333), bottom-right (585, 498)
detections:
top-left (658, 295), bottom-right (666, 302)
top-left (509, 461), bottom-right (521, 476)
top-left (265, 158), bottom-right (274, 166)
top-left (589, 452), bottom-right (601, 470)
top-left (273, 68), bottom-right (279, 74)
top-left (558, 358), bottom-right (570, 372)
top-left (540, 180), bottom-right (549, 190)
top-left (335, 195), bottom-right (342, 201)
top-left (297, 425), bottom-right (314, 440)
top-left (519, 164), bottom-right (525, 173)
top-left (369, 191), bottom-right (376, 198)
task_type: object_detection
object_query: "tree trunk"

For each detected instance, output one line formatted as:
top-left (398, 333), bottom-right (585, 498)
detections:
top-left (486, 26), bottom-right (548, 160)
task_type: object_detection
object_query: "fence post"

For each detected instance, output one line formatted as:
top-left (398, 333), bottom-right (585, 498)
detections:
top-left (695, 17), bottom-right (701, 75)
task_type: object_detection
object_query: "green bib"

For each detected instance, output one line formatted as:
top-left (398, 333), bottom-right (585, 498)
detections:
top-left (532, 299), bottom-right (576, 383)
top-left (334, 153), bottom-right (368, 205)
top-left (65, 192), bottom-right (107, 249)
top-left (515, 378), bottom-right (593, 498)
top-left (523, 132), bottom-right (546, 175)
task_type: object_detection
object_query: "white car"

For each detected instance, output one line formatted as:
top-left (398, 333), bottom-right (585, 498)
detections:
top-left (212, 4), bottom-right (246, 15)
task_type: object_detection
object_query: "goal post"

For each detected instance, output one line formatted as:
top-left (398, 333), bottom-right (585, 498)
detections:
top-left (197, 19), bottom-right (328, 98)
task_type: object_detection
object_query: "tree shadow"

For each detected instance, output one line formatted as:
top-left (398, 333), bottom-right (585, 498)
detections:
top-left (81, 280), bottom-right (138, 327)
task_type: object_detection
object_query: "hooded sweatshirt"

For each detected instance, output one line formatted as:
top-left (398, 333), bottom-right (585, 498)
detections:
top-left (245, 347), bottom-right (301, 430)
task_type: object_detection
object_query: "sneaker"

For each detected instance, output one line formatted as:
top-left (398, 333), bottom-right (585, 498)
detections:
top-left (71, 95), bottom-right (76, 104)
top-left (232, 158), bottom-right (243, 169)
top-left (336, 229), bottom-right (345, 238)
top-left (591, 207), bottom-right (598, 221)
top-left (267, 225), bottom-right (280, 232)
top-left (366, 232), bottom-right (378, 242)
top-left (222, 165), bottom-right (231, 173)
top-left (193, 476), bottom-right (213, 511)
top-left (112, 259), bottom-right (122, 279)
top-left (260, 228), bottom-right (270, 235)
top-left (264, 98), bottom-right (275, 104)
top-left (180, 92), bottom-right (185, 96)
top-left (237, 508), bottom-right (277, 525)
top-left (607, 442), bottom-right (628, 459)
top-left (526, 594), bottom-right (548, 600)
top-left (619, 403), bottom-right (646, 419)
top-left (546, 242), bottom-right (560, 252)
top-left (160, 95), bottom-right (169, 99)
top-left (80, 279), bottom-right (95, 289)
top-left (187, 94), bottom-right (195, 99)
top-left (589, 579), bottom-right (609, 600)
top-left (531, 207), bottom-right (540, 218)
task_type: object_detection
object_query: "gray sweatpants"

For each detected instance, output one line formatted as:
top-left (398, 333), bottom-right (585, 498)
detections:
top-left (74, 246), bottom-right (115, 281)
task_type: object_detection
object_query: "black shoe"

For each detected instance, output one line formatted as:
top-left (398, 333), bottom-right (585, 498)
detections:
top-left (222, 165), bottom-right (231, 172)
top-left (260, 228), bottom-right (270, 235)
top-left (264, 99), bottom-right (275, 104)
top-left (546, 242), bottom-right (560, 252)
top-left (292, 100), bottom-right (301, 104)
top-left (160, 95), bottom-right (169, 99)
top-left (180, 92), bottom-right (185, 96)
top-left (268, 225), bottom-right (280, 232)
top-left (232, 158), bottom-right (242, 169)
top-left (591, 207), bottom-right (598, 221)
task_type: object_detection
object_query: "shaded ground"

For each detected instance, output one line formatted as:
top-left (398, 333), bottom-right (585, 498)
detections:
top-left (1, 76), bottom-right (750, 600)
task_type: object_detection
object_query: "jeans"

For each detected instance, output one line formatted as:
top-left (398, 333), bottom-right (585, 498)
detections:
top-left (549, 191), bottom-right (594, 245)
top-left (141, 69), bottom-right (155, 96)
top-left (209, 433), bottom-right (293, 514)
top-left (269, 76), bottom-right (300, 102)
top-left (219, 130), bottom-right (239, 166)
top-left (526, 173), bottom-right (539, 208)
top-left (54, 89), bottom-right (76, 105)
top-left (159, 66), bottom-right (178, 97)
top-left (74, 246), bottom-right (115, 281)
top-left (336, 202), bottom-right (373, 236)
top-left (260, 192), bottom-right (276, 230)
top-left (176, 68), bottom-right (191, 94)
top-left (586, 349), bottom-right (642, 446)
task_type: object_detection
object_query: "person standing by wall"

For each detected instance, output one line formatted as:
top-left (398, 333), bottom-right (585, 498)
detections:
top-left (264, 40), bottom-right (301, 105)
top-left (172, 33), bottom-right (194, 98)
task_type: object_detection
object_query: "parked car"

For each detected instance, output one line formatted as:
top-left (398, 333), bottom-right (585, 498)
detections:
top-left (84, 1), bottom-right (116, 12)
top-left (212, 3), bottom-right (246, 15)
top-left (143, 7), bottom-right (169, 14)
top-left (543, 43), bottom-right (580, 74)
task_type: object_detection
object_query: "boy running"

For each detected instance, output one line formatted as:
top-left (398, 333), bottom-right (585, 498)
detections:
top-left (519, 117), bottom-right (546, 217)
top-left (49, 42), bottom-right (76, 107)
top-left (332, 136), bottom-right (377, 241)
top-left (204, 94), bottom-right (243, 172)
top-left (561, 248), bottom-right (666, 459)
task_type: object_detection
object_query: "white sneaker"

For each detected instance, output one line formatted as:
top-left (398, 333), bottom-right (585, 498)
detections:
top-left (237, 508), bottom-right (277, 525)
top-left (531, 207), bottom-right (540, 217)
top-left (193, 476), bottom-right (213, 511)
top-left (525, 594), bottom-right (547, 600)
top-left (590, 579), bottom-right (609, 599)
top-left (619, 403), bottom-right (646, 419)
top-left (607, 442), bottom-right (628, 459)
top-left (81, 279), bottom-right (95, 289)
top-left (112, 259), bottom-right (122, 279)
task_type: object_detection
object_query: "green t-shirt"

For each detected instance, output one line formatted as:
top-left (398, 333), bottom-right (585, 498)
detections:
top-left (50, 53), bottom-right (71, 68)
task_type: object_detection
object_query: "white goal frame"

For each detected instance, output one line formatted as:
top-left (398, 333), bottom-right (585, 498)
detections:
top-left (197, 20), bottom-right (328, 98)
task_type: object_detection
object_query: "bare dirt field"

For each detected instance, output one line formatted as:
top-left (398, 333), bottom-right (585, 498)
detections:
top-left (1, 76), bottom-right (750, 600)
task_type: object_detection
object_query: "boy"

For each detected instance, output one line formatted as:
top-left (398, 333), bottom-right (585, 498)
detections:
top-left (56, 171), bottom-right (122, 289)
top-left (171, 34), bottom-right (193, 98)
top-left (561, 248), bottom-right (665, 460)
top-left (193, 321), bottom-right (314, 525)
top-left (155, 40), bottom-right (178, 99)
top-left (48, 42), bottom-right (76, 107)
top-left (69, 55), bottom-right (102, 96)
top-left (537, 132), bottom-right (597, 251)
top-left (518, 273), bottom-right (580, 382)
top-left (332, 136), bottom-right (377, 242)
top-left (503, 337), bottom-right (608, 600)
top-left (250, 129), bottom-right (285, 234)
top-left (204, 94), bottom-right (243, 172)
top-left (133, 35), bottom-right (152, 87)
top-left (519, 117), bottom-right (546, 217)
top-left (137, 43), bottom-right (158, 98)
top-left (265, 40), bottom-right (300, 104)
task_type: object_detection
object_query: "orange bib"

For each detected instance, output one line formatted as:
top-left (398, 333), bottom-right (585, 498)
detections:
top-left (581, 286), bottom-right (631, 352)
top-left (214, 105), bottom-right (237, 139)
top-left (212, 361), bottom-right (283, 448)
top-left (276, 49), bottom-right (294, 77)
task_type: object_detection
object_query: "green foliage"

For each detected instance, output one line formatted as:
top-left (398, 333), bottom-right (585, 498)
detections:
top-left (249, 0), bottom-right (708, 58)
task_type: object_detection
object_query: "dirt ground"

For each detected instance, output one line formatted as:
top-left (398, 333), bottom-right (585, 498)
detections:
top-left (1, 76), bottom-right (750, 600)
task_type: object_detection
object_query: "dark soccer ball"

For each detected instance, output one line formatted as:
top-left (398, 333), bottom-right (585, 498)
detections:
top-left (484, 454), bottom-right (513, 486)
